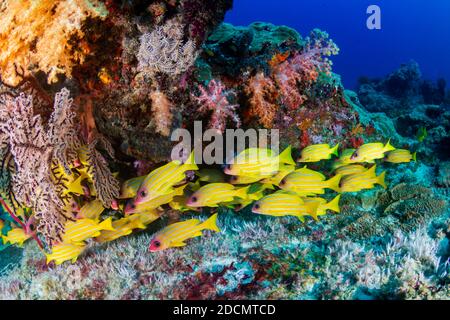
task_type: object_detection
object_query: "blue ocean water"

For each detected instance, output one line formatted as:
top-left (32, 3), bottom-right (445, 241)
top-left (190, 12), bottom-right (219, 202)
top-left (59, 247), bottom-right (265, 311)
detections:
top-left (225, 0), bottom-right (450, 89)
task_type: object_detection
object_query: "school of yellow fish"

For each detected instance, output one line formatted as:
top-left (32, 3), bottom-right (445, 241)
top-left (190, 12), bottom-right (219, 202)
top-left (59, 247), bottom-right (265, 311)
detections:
top-left (0, 141), bottom-right (416, 265)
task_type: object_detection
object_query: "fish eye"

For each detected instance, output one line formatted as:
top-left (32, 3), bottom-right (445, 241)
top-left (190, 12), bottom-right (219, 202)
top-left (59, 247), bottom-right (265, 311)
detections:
top-left (153, 240), bottom-right (161, 247)
top-left (280, 179), bottom-right (286, 186)
top-left (140, 191), bottom-right (147, 197)
top-left (254, 203), bottom-right (260, 209)
top-left (225, 164), bottom-right (231, 170)
top-left (131, 204), bottom-right (136, 209)
top-left (191, 196), bottom-right (198, 203)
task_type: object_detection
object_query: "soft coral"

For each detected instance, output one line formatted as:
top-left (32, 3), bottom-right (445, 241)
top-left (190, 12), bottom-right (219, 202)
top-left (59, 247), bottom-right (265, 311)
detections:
top-left (272, 29), bottom-right (339, 110)
top-left (193, 80), bottom-right (241, 133)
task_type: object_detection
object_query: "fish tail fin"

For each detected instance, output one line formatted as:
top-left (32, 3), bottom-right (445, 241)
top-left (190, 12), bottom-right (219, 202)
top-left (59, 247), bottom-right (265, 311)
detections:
top-left (235, 186), bottom-right (250, 199)
top-left (183, 151), bottom-right (198, 171)
top-left (201, 213), bottom-right (220, 233)
top-left (330, 143), bottom-right (340, 157)
top-left (366, 165), bottom-right (377, 177)
top-left (278, 145), bottom-right (296, 165)
top-left (99, 218), bottom-right (115, 231)
top-left (326, 174), bottom-right (342, 192)
top-left (262, 183), bottom-right (275, 190)
top-left (377, 171), bottom-right (387, 189)
top-left (327, 194), bottom-right (341, 213)
top-left (384, 139), bottom-right (396, 152)
top-left (135, 221), bottom-right (147, 229)
top-left (306, 202), bottom-right (320, 221)
top-left (174, 184), bottom-right (187, 196)
top-left (412, 152), bottom-right (417, 162)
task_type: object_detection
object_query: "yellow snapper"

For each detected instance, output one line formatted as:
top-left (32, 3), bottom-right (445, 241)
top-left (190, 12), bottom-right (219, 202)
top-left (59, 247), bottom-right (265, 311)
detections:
top-left (186, 183), bottom-right (249, 207)
top-left (350, 140), bottom-right (396, 162)
top-left (298, 143), bottom-right (339, 162)
top-left (224, 184), bottom-right (270, 210)
top-left (62, 218), bottom-right (114, 245)
top-left (134, 209), bottom-right (161, 225)
top-left (252, 191), bottom-right (319, 222)
top-left (224, 146), bottom-right (295, 177)
top-left (340, 165), bottom-right (386, 192)
top-left (302, 194), bottom-right (341, 216)
top-left (134, 152), bottom-right (198, 205)
top-left (229, 175), bottom-right (264, 185)
top-left (61, 172), bottom-right (90, 196)
top-left (46, 243), bottom-right (86, 265)
top-left (118, 175), bottom-right (146, 199)
top-left (280, 169), bottom-right (342, 195)
top-left (195, 169), bottom-right (227, 183)
top-left (95, 217), bottom-right (146, 243)
top-left (149, 213), bottom-right (220, 252)
top-left (2, 228), bottom-right (31, 246)
top-left (124, 185), bottom-right (186, 215)
top-left (332, 148), bottom-right (359, 169)
top-left (384, 149), bottom-right (416, 163)
top-left (76, 199), bottom-right (104, 220)
top-left (260, 164), bottom-right (296, 187)
top-left (335, 164), bottom-right (368, 177)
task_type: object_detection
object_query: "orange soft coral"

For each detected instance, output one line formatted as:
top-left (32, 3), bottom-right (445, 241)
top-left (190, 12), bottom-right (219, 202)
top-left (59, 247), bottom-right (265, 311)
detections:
top-left (245, 72), bottom-right (278, 128)
top-left (150, 89), bottom-right (173, 137)
top-left (0, 0), bottom-right (108, 86)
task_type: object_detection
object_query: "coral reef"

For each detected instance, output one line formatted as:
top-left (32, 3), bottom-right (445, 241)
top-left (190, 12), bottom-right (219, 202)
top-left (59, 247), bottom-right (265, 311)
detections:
top-left (0, 205), bottom-right (447, 299)
top-left (0, 0), bottom-right (449, 301)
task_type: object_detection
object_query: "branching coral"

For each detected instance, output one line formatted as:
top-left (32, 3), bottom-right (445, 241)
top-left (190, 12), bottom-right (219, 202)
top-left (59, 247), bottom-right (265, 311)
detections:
top-left (245, 72), bottom-right (278, 128)
top-left (193, 80), bottom-right (241, 133)
top-left (137, 16), bottom-right (198, 77)
top-left (0, 0), bottom-right (108, 85)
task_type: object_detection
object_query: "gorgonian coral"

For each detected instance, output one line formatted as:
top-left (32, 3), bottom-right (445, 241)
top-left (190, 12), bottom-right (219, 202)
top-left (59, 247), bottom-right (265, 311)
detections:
top-left (0, 0), bottom-right (108, 86)
top-left (3, 92), bottom-right (68, 244)
top-left (0, 88), bottom-right (120, 244)
top-left (137, 16), bottom-right (198, 77)
top-left (193, 80), bottom-right (241, 133)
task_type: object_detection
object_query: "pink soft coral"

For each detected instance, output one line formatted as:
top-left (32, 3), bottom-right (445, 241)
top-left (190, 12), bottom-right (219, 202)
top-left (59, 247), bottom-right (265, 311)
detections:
top-left (193, 80), bottom-right (240, 133)
top-left (272, 30), bottom-right (339, 110)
